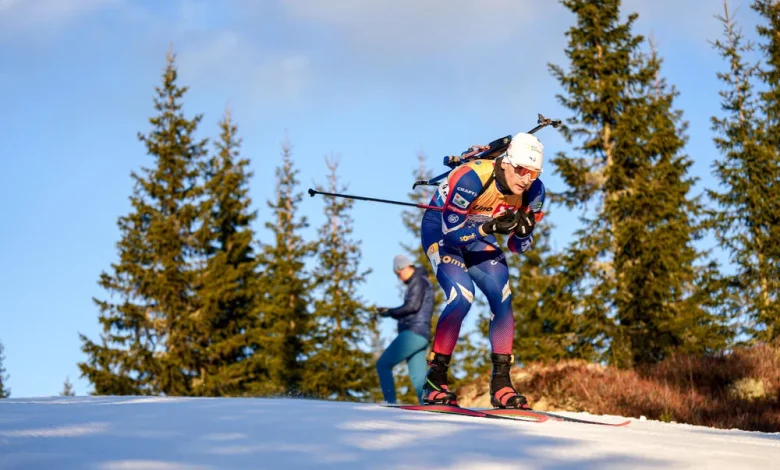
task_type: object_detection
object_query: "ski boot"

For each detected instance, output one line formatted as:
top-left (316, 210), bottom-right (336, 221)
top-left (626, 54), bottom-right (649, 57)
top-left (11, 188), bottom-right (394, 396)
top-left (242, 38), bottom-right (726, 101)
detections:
top-left (421, 352), bottom-right (458, 405)
top-left (489, 353), bottom-right (530, 409)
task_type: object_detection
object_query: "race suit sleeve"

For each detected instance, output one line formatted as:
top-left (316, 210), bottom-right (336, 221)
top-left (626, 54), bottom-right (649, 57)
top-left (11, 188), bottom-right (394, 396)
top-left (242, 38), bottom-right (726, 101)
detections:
top-left (508, 178), bottom-right (546, 254)
top-left (440, 166), bottom-right (487, 249)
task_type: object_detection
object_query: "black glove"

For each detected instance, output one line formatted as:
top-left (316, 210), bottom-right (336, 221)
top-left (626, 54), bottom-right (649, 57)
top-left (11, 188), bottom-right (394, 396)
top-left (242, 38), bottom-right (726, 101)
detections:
top-left (513, 211), bottom-right (536, 238)
top-left (481, 210), bottom-right (520, 235)
top-left (375, 307), bottom-right (390, 317)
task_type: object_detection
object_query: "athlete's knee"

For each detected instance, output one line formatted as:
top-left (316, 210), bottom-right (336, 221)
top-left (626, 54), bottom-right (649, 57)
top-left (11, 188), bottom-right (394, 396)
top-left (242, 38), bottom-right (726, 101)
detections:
top-left (441, 282), bottom-right (475, 316)
top-left (500, 279), bottom-right (512, 304)
top-left (490, 301), bottom-right (514, 327)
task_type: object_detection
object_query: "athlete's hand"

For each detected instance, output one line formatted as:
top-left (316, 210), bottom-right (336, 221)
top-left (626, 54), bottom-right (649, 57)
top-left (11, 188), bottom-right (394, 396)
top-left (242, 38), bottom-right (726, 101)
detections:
top-left (481, 210), bottom-right (520, 235)
top-left (375, 307), bottom-right (390, 318)
top-left (513, 211), bottom-right (536, 237)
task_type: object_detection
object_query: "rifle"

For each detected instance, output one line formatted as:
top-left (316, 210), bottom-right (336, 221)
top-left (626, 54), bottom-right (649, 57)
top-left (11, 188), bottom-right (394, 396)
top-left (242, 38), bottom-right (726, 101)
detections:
top-left (308, 113), bottom-right (561, 210)
top-left (412, 113), bottom-right (561, 189)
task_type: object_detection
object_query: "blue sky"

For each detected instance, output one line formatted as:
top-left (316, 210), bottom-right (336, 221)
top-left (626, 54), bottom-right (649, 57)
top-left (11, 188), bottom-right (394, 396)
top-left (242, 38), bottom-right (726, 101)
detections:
top-left (0, 0), bottom-right (763, 397)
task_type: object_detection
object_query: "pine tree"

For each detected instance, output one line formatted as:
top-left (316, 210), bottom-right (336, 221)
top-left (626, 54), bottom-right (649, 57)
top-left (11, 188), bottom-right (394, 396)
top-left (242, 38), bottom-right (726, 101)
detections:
top-left (611, 40), bottom-right (728, 364)
top-left (0, 341), bottom-right (9, 398)
top-left (508, 218), bottom-right (579, 363)
top-left (708, 0), bottom-right (780, 344)
top-left (78, 49), bottom-right (209, 395)
top-left (709, 2), bottom-right (762, 341)
top-left (303, 154), bottom-right (377, 401)
top-left (400, 150), bottom-right (445, 329)
top-left (61, 376), bottom-right (76, 397)
top-left (547, 0), bottom-right (726, 367)
top-left (192, 107), bottom-right (267, 396)
top-left (394, 151), bottom-right (440, 403)
top-left (366, 321), bottom-right (386, 402)
top-left (259, 134), bottom-right (315, 395)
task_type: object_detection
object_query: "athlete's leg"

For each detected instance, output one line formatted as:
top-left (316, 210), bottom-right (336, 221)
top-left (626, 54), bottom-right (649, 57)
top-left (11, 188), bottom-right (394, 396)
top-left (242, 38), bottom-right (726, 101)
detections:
top-left (463, 238), bottom-right (529, 409)
top-left (464, 238), bottom-right (514, 354)
top-left (427, 244), bottom-right (475, 356)
top-left (420, 214), bottom-right (476, 356)
top-left (420, 214), bottom-right (475, 404)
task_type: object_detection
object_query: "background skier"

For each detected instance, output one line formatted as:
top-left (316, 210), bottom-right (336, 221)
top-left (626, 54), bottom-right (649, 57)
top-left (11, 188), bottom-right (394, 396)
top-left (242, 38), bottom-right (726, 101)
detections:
top-left (375, 254), bottom-right (435, 404)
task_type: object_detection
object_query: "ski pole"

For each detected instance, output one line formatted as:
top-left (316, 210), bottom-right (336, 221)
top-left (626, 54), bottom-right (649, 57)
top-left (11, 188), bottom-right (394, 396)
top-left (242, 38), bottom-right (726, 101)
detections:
top-left (307, 188), bottom-right (444, 211)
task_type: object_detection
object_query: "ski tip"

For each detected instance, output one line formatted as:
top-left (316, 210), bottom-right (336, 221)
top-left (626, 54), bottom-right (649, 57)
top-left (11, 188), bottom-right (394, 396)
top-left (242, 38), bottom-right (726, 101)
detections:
top-left (521, 409), bottom-right (633, 427)
top-left (482, 408), bottom-right (549, 423)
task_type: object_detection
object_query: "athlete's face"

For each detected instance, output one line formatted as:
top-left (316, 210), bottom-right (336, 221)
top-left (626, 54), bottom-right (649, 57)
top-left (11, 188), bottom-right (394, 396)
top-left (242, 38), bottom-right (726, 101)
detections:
top-left (500, 160), bottom-right (537, 194)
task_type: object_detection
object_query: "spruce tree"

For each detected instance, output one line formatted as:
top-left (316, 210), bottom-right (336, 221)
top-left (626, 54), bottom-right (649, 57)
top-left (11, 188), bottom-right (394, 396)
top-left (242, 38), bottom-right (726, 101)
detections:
top-left (708, 2), bottom-right (762, 341)
top-left (192, 107), bottom-right (267, 396)
top-left (303, 154), bottom-right (377, 401)
top-left (0, 341), bottom-right (9, 398)
top-left (610, 41), bottom-right (728, 364)
top-left (366, 322), bottom-right (386, 402)
top-left (548, 0), bottom-right (726, 367)
top-left (78, 50), bottom-right (209, 394)
top-left (708, 0), bottom-right (780, 343)
top-left (259, 134), bottom-right (315, 395)
top-left (400, 150), bottom-right (445, 326)
top-left (508, 218), bottom-right (579, 363)
top-left (61, 377), bottom-right (76, 397)
top-left (751, 3), bottom-right (780, 338)
top-left (394, 152), bottom-right (439, 403)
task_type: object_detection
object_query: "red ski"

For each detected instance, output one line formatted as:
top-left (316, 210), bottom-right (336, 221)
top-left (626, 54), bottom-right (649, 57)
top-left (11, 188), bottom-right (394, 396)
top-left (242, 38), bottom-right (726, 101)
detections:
top-left (383, 404), bottom-right (630, 426)
top-left (476, 407), bottom-right (630, 426)
top-left (525, 410), bottom-right (631, 427)
top-left (381, 404), bottom-right (547, 423)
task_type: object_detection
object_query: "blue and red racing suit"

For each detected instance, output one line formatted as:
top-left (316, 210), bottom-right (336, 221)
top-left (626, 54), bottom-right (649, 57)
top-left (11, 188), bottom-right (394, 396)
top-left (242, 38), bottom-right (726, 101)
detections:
top-left (420, 158), bottom-right (545, 356)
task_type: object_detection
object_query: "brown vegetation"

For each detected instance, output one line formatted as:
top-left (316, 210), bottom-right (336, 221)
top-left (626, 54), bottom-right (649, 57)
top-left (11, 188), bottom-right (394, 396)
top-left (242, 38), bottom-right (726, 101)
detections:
top-left (457, 345), bottom-right (780, 432)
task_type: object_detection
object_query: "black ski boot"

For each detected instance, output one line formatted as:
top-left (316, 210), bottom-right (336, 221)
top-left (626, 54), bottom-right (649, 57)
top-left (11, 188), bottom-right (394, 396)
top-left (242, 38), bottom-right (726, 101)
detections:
top-left (421, 352), bottom-right (458, 405)
top-left (489, 353), bottom-right (530, 409)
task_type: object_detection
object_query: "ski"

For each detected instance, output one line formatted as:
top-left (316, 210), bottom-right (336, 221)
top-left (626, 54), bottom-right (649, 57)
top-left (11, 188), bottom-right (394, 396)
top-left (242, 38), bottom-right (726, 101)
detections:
top-left (480, 407), bottom-right (550, 422)
top-left (526, 410), bottom-right (631, 427)
top-left (381, 404), bottom-right (547, 423)
top-left (383, 404), bottom-right (630, 427)
top-left (474, 408), bottom-right (631, 426)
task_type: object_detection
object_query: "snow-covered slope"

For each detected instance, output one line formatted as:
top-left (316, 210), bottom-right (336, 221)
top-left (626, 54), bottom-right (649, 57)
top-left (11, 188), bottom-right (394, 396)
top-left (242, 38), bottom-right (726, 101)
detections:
top-left (0, 396), bottom-right (778, 469)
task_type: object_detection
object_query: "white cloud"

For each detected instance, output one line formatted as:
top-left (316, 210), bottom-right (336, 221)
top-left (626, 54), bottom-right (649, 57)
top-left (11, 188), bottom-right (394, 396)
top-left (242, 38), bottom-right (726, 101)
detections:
top-left (278, 0), bottom-right (552, 57)
top-left (274, 0), bottom-right (740, 58)
top-left (176, 30), bottom-right (311, 104)
top-left (0, 0), bottom-right (115, 32)
top-left (623, 0), bottom-right (728, 48)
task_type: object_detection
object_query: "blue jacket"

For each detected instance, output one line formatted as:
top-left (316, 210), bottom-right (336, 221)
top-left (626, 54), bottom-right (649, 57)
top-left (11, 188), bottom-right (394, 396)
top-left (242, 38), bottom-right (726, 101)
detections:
top-left (382, 266), bottom-right (434, 340)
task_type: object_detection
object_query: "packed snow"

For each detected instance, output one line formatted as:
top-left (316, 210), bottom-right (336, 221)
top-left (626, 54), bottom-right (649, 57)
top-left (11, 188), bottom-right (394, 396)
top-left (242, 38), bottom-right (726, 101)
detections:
top-left (0, 396), bottom-right (778, 469)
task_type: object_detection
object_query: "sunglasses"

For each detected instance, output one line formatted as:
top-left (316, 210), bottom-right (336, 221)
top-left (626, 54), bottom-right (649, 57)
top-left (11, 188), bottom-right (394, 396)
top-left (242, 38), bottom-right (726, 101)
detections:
top-left (512, 165), bottom-right (540, 180)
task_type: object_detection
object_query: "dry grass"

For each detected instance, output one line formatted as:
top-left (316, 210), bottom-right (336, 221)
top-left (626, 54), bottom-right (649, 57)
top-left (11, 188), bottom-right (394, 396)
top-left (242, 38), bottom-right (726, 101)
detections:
top-left (457, 345), bottom-right (780, 432)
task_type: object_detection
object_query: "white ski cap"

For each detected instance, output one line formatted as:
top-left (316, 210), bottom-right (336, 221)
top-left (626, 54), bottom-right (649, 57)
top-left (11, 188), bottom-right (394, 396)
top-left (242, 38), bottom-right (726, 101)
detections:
top-left (505, 132), bottom-right (543, 172)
